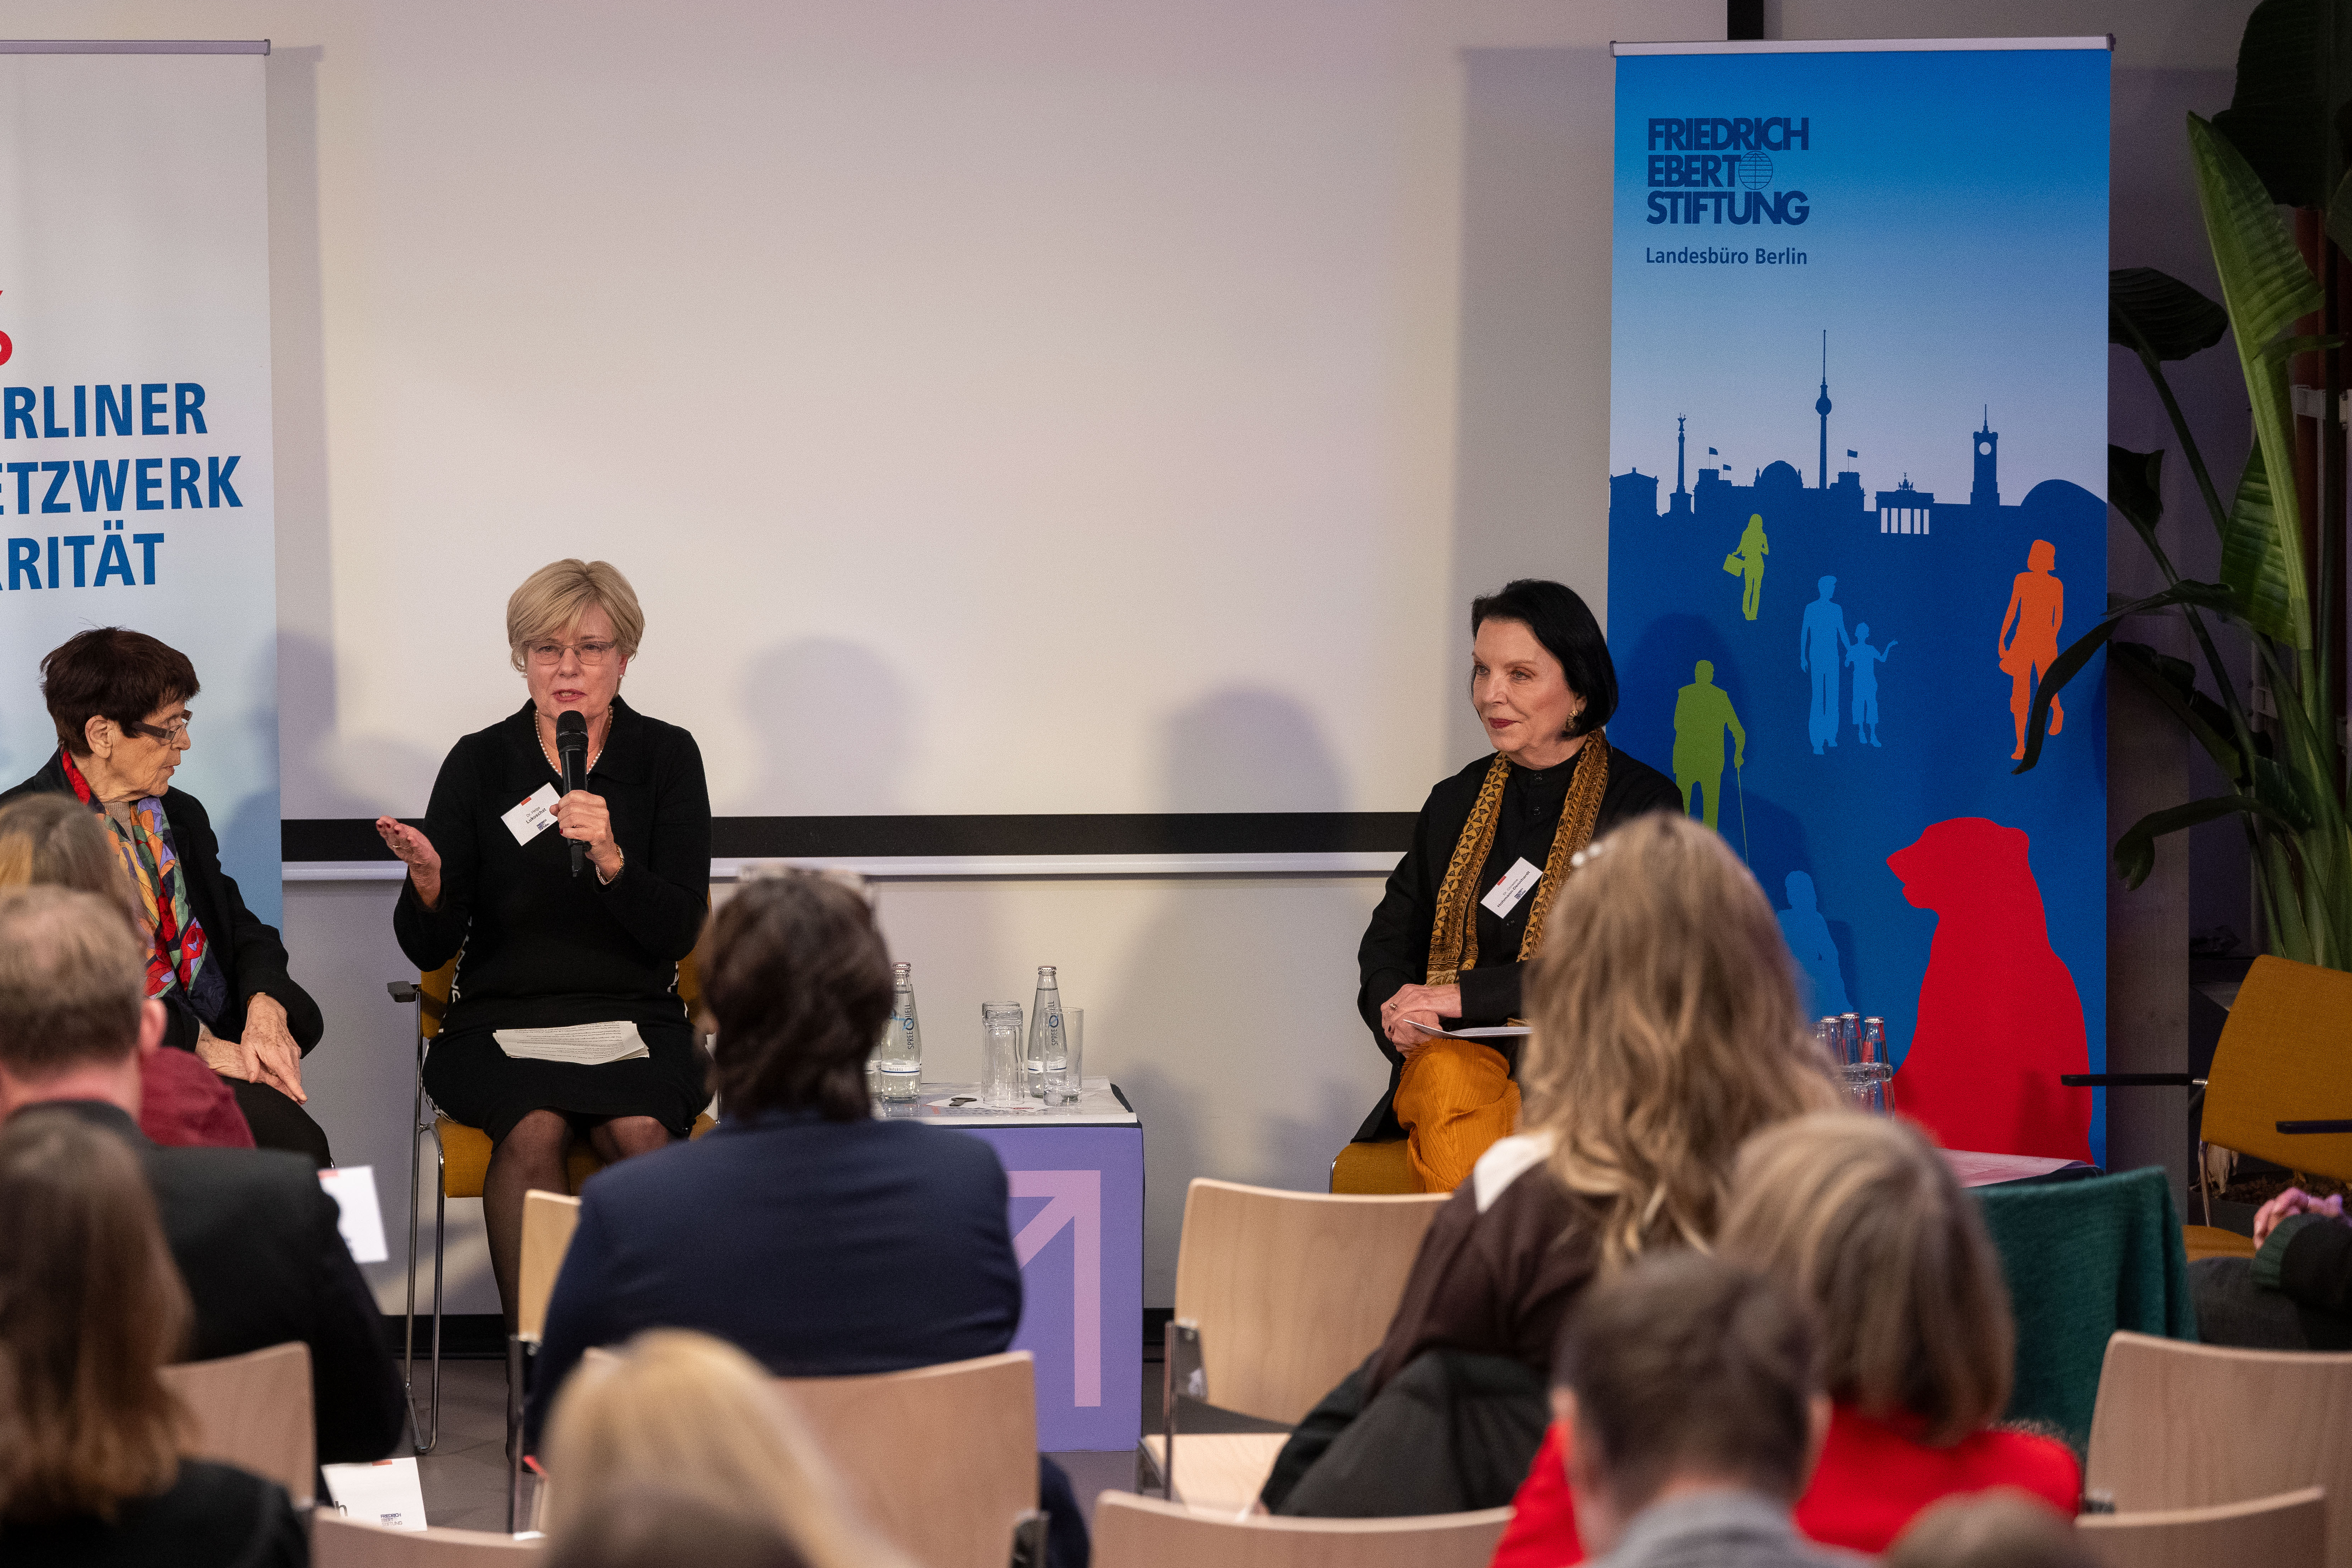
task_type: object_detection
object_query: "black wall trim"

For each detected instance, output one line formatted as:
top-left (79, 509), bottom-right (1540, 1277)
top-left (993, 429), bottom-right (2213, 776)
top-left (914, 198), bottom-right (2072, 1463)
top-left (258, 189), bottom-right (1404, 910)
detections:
top-left (286, 813), bottom-right (1416, 864)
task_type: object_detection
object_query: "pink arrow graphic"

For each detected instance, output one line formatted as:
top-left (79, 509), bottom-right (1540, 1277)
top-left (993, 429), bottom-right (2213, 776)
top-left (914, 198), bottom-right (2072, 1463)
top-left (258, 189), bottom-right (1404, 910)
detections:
top-left (1009, 1170), bottom-right (1102, 1407)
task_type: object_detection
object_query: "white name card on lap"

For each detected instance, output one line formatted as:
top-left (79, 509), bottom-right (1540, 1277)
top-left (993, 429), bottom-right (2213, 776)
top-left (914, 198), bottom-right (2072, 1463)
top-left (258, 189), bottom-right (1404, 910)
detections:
top-left (322, 1457), bottom-right (428, 1530)
top-left (1480, 858), bottom-right (1543, 918)
top-left (317, 1166), bottom-right (389, 1264)
top-left (1406, 1019), bottom-right (1533, 1041)
top-left (501, 782), bottom-right (561, 846)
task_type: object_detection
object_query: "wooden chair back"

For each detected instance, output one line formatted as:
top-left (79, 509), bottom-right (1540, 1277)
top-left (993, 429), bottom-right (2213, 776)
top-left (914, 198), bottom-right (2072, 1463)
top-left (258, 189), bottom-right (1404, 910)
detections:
top-left (1092, 1492), bottom-right (1511, 1568)
top-left (779, 1351), bottom-right (1037, 1568)
top-left (160, 1341), bottom-right (316, 1507)
top-left (518, 1190), bottom-right (583, 1344)
top-left (2077, 1487), bottom-right (2327, 1568)
top-left (2203, 955), bottom-right (2352, 1181)
top-left (2087, 1331), bottom-right (2352, 1568)
top-left (312, 1514), bottom-right (541, 1564)
top-left (1171, 1178), bottom-right (1448, 1425)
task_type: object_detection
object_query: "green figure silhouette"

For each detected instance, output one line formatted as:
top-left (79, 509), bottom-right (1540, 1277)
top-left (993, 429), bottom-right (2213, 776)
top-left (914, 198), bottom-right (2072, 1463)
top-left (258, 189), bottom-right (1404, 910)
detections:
top-left (1722, 514), bottom-right (1769, 621)
top-left (1673, 660), bottom-right (1747, 830)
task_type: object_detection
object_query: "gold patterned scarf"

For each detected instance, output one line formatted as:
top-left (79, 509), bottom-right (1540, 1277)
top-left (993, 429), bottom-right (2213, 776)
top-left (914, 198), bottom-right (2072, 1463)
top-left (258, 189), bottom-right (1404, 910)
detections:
top-left (1425, 731), bottom-right (1611, 986)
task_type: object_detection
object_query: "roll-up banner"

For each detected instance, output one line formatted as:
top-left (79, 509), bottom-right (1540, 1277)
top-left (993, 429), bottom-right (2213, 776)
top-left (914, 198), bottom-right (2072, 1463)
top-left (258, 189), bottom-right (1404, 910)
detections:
top-left (1607, 39), bottom-right (2111, 1163)
top-left (0, 42), bottom-right (280, 922)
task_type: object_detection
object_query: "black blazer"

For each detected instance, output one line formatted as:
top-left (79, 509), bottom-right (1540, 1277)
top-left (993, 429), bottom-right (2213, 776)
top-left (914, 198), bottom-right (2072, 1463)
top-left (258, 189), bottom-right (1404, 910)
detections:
top-left (18, 1101), bottom-right (407, 1465)
top-left (0, 751), bottom-right (324, 1056)
top-left (1353, 746), bottom-right (1682, 1141)
top-left (0, 1459), bottom-right (306, 1568)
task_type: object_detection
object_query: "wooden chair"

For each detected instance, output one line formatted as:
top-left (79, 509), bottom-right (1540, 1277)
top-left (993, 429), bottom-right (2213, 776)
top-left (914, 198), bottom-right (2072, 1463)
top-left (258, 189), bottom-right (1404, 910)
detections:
top-left (2077, 1487), bottom-right (2326, 1568)
top-left (312, 1513), bottom-right (540, 1565)
top-left (778, 1350), bottom-right (1041, 1568)
top-left (1140, 1178), bottom-right (1448, 1508)
top-left (160, 1341), bottom-right (316, 1508)
top-left (2069, 955), bottom-right (2352, 1261)
top-left (503, 1190), bottom-right (583, 1531)
top-left (387, 950), bottom-right (714, 1454)
top-left (2086, 1331), bottom-right (2352, 1568)
top-left (1092, 1492), bottom-right (1511, 1568)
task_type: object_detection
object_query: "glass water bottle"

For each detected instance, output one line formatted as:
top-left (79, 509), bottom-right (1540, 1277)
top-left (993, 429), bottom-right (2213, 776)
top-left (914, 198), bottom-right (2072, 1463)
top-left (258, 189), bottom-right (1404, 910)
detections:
top-left (1028, 967), bottom-right (1066, 1098)
top-left (874, 961), bottom-right (923, 1101)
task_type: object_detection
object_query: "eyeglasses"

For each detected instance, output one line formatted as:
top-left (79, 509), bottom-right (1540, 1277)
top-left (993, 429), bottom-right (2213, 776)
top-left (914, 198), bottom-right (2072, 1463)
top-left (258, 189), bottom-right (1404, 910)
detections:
top-left (125, 715), bottom-right (192, 742)
top-left (526, 640), bottom-right (621, 668)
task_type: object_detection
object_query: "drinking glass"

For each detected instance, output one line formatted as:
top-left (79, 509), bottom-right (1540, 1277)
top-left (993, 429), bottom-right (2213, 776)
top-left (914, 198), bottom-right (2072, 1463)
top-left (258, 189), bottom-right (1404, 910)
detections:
top-left (981, 1002), bottom-right (1026, 1109)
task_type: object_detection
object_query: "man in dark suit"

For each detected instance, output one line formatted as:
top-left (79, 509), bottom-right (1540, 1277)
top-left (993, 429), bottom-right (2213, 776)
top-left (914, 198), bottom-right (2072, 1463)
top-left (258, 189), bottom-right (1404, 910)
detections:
top-left (0, 885), bottom-right (406, 1464)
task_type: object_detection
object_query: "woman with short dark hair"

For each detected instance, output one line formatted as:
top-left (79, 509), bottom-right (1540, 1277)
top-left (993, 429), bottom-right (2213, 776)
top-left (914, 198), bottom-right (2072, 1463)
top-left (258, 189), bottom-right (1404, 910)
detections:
top-left (0, 627), bottom-right (329, 1164)
top-left (1353, 579), bottom-right (1680, 1192)
top-left (526, 871), bottom-right (1089, 1568)
top-left (0, 1110), bottom-right (307, 1566)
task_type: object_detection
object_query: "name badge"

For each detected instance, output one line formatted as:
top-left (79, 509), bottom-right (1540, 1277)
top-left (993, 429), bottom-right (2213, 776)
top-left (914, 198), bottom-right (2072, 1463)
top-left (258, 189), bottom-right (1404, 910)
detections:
top-left (1481, 857), bottom-right (1544, 919)
top-left (501, 783), bottom-right (561, 846)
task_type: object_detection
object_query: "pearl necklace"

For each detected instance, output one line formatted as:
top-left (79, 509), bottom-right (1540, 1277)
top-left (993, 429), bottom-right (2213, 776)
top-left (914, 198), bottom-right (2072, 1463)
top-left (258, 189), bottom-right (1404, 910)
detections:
top-left (537, 716), bottom-right (607, 778)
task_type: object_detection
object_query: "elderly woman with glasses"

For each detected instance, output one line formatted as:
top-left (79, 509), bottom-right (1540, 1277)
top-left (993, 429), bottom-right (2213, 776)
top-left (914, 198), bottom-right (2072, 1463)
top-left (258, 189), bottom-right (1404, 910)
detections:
top-left (375, 559), bottom-right (711, 1327)
top-left (0, 628), bottom-right (330, 1163)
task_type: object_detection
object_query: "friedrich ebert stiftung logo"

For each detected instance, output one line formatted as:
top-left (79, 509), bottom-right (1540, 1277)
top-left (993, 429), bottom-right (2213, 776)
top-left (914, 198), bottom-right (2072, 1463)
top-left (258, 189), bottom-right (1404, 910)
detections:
top-left (1645, 116), bottom-right (1810, 228)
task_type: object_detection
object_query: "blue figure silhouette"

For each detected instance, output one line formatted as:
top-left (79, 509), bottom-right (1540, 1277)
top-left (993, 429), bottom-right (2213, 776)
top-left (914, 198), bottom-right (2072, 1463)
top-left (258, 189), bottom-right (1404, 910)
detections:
top-left (1776, 870), bottom-right (1852, 1017)
top-left (1799, 575), bottom-right (1849, 755)
top-left (1847, 621), bottom-right (1897, 747)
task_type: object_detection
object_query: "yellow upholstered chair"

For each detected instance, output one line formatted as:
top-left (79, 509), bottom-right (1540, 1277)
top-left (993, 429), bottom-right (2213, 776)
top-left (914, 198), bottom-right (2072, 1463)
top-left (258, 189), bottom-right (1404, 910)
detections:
top-left (389, 949), bottom-right (713, 1454)
top-left (1329, 1138), bottom-right (1417, 1194)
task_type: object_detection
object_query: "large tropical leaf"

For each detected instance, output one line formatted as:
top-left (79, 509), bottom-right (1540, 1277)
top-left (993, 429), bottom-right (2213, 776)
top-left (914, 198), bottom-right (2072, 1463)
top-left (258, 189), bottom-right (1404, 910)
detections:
top-left (2190, 112), bottom-right (2321, 649)
top-left (2114, 792), bottom-right (2302, 889)
top-left (2210, 0), bottom-right (2352, 211)
top-left (2219, 441), bottom-right (2306, 641)
top-left (2110, 640), bottom-right (2253, 784)
top-left (2109, 269), bottom-right (2230, 361)
top-left (2015, 579), bottom-right (2246, 773)
top-left (2108, 444), bottom-right (2165, 536)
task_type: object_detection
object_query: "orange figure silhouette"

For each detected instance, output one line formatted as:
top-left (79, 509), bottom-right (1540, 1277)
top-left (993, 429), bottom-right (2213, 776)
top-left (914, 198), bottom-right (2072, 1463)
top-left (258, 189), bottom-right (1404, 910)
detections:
top-left (1887, 817), bottom-right (2091, 1162)
top-left (1997, 539), bottom-right (2064, 760)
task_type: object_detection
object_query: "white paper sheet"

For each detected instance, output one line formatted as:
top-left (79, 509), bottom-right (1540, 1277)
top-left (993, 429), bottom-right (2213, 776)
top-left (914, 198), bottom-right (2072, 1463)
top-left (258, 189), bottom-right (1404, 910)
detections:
top-left (317, 1166), bottom-right (390, 1264)
top-left (1405, 1019), bottom-right (1532, 1040)
top-left (322, 1456), bottom-right (428, 1530)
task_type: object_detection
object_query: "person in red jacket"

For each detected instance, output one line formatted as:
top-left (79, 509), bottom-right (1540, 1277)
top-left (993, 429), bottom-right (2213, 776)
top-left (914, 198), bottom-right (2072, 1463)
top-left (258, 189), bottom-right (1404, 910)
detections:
top-left (1490, 1112), bottom-right (2077, 1566)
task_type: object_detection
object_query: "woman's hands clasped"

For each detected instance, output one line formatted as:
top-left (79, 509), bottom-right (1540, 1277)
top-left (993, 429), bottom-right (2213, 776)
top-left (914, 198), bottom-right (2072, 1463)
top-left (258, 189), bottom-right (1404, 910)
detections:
top-left (1381, 982), bottom-right (1463, 1051)
top-left (375, 816), bottom-right (443, 909)
top-left (2253, 1185), bottom-right (2347, 1246)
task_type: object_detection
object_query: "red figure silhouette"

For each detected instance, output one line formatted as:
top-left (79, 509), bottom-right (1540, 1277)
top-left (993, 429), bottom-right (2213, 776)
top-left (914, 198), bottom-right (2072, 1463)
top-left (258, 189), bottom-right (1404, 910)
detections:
top-left (1888, 817), bottom-right (2091, 1162)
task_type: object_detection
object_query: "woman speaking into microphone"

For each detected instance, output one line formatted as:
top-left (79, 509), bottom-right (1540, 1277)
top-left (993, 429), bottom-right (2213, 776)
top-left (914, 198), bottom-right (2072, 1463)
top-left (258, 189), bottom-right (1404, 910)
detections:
top-left (375, 560), bottom-right (711, 1327)
top-left (1355, 580), bottom-right (1680, 1193)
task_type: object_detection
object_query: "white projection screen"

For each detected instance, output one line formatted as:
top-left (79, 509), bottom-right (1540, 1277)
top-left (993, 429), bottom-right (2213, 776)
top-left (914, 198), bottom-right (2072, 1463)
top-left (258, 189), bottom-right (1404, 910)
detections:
top-left (268, 0), bottom-right (1723, 865)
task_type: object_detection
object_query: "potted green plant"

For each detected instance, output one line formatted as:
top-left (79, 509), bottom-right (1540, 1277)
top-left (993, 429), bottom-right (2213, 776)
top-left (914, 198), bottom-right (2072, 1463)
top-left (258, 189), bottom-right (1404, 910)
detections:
top-left (2020, 0), bottom-right (2348, 969)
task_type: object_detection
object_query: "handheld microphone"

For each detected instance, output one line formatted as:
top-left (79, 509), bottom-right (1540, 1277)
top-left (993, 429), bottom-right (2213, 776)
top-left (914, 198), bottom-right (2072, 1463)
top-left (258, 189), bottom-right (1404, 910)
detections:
top-left (555, 710), bottom-right (589, 878)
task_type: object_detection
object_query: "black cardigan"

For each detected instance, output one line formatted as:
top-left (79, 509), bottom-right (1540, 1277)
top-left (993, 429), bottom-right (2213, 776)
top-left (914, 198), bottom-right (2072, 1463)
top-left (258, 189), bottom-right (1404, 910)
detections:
top-left (0, 752), bottom-right (324, 1055)
top-left (393, 697), bottom-right (711, 1036)
top-left (1353, 744), bottom-right (1681, 1141)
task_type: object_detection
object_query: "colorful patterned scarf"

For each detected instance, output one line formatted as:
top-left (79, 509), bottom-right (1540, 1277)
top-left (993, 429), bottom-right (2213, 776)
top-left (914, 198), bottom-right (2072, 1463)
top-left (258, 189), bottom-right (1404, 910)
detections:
top-left (1424, 731), bottom-right (1612, 986)
top-left (61, 749), bottom-right (226, 1025)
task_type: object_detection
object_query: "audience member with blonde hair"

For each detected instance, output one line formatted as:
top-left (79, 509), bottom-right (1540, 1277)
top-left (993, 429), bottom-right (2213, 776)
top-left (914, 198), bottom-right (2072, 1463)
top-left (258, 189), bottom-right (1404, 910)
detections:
top-left (1265, 813), bottom-right (1841, 1517)
top-left (1492, 1113), bottom-right (2079, 1564)
top-left (0, 1110), bottom-right (306, 1566)
top-left (540, 1330), bottom-right (909, 1568)
top-left (0, 795), bottom-right (252, 1150)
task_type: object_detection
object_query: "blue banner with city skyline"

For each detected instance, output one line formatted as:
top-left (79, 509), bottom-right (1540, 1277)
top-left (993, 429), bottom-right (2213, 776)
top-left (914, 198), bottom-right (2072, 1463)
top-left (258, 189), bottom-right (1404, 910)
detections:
top-left (1607, 41), bottom-right (2112, 1163)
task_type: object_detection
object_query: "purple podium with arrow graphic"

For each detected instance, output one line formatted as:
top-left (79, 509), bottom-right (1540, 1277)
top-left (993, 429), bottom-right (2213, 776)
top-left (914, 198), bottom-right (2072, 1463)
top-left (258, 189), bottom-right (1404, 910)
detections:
top-left (901, 1083), bottom-right (1144, 1452)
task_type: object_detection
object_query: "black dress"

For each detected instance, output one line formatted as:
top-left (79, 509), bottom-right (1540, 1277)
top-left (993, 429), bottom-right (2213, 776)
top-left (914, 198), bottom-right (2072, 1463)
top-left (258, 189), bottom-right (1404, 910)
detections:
top-left (0, 752), bottom-right (334, 1165)
top-left (396, 697), bottom-right (712, 1142)
top-left (1352, 744), bottom-right (1681, 1141)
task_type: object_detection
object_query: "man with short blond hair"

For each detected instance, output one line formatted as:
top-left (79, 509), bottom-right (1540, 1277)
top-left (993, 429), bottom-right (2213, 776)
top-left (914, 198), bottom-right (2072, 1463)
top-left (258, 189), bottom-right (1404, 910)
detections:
top-left (0, 886), bottom-right (405, 1463)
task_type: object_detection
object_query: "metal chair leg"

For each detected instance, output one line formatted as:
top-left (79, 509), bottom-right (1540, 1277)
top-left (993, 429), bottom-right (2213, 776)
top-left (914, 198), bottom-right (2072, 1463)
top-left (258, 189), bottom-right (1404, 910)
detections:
top-left (506, 1334), bottom-right (527, 1533)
